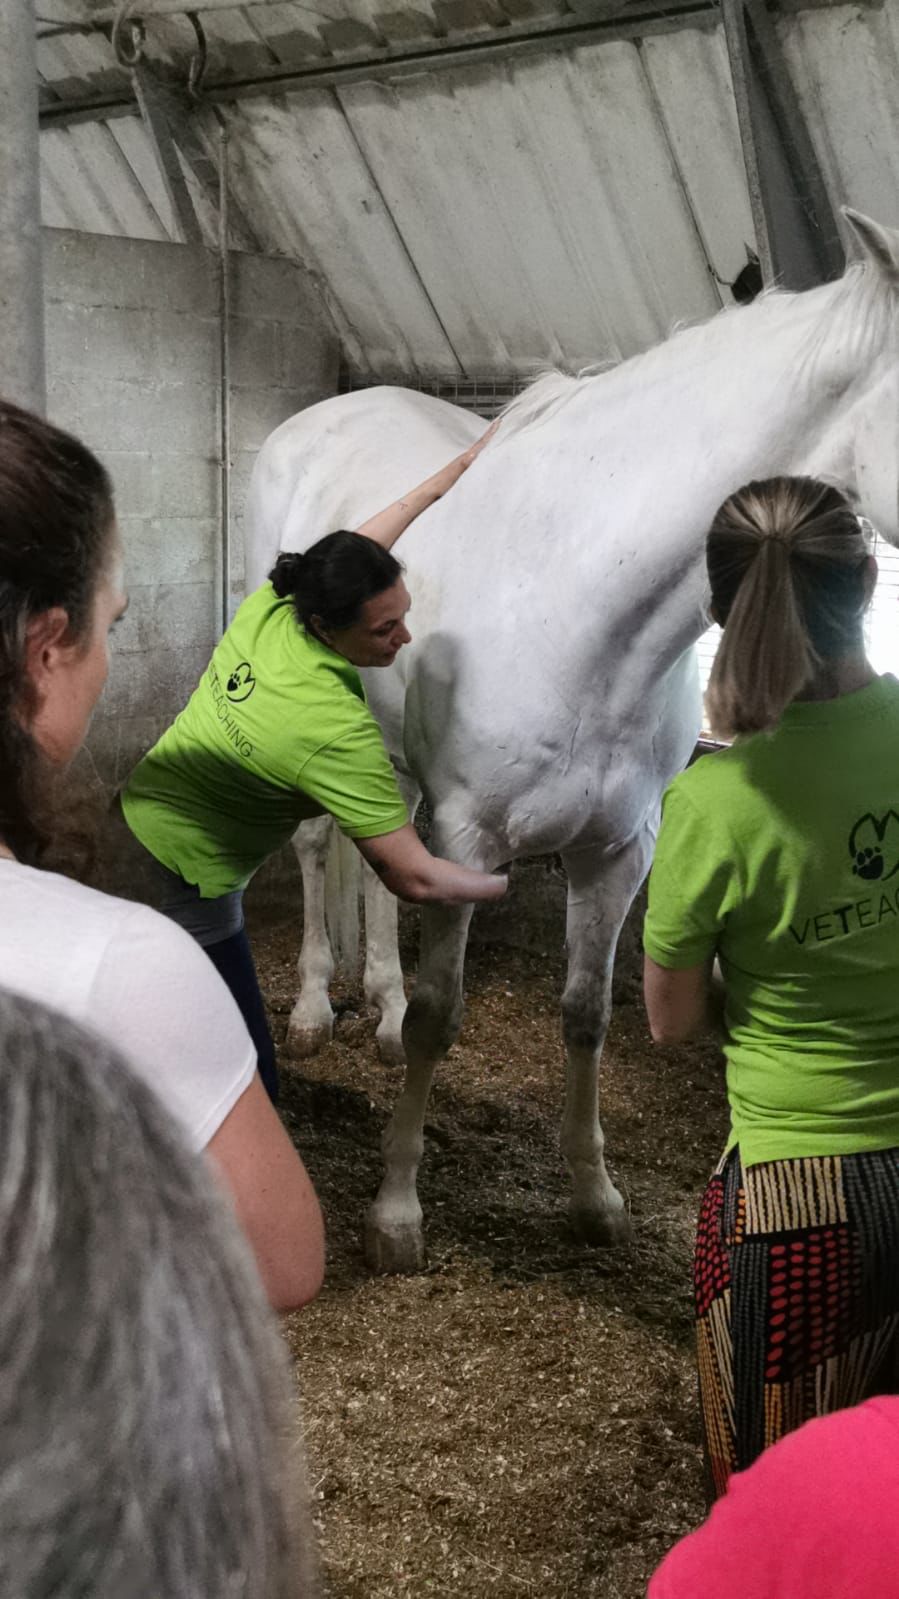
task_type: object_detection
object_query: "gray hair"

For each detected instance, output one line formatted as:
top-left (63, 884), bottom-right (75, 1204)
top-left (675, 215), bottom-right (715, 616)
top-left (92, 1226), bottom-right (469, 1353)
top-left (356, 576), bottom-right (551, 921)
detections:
top-left (0, 989), bottom-right (319, 1599)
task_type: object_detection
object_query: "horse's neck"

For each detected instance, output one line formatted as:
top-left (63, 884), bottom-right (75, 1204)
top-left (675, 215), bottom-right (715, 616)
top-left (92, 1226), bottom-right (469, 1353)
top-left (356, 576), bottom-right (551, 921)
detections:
top-left (573, 286), bottom-right (880, 676)
top-left (609, 287), bottom-right (836, 467)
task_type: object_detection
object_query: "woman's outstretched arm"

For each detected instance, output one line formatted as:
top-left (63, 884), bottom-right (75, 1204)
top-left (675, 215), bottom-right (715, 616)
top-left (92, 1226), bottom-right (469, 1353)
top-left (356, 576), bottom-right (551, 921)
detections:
top-left (356, 419), bottom-right (499, 551)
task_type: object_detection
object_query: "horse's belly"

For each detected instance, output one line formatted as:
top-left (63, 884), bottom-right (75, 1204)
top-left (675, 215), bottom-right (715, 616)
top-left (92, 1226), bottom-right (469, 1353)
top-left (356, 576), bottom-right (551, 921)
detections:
top-left (368, 637), bottom-right (699, 861)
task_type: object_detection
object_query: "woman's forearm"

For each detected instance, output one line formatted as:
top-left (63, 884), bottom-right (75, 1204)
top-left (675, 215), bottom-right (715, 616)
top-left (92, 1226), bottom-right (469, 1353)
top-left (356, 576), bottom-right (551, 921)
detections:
top-left (408, 854), bottom-right (508, 904)
top-left (356, 472), bottom-right (458, 551)
top-left (356, 420), bottom-right (499, 551)
top-left (375, 849), bottom-right (507, 905)
top-left (356, 824), bottom-right (507, 904)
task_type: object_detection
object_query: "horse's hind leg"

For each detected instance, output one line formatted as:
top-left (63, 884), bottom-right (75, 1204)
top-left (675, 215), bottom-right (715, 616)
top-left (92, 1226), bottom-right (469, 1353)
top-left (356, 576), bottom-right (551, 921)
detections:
top-left (560, 831), bottom-right (653, 1246)
top-left (286, 814), bottom-right (336, 1057)
top-left (365, 900), bottom-right (474, 1273)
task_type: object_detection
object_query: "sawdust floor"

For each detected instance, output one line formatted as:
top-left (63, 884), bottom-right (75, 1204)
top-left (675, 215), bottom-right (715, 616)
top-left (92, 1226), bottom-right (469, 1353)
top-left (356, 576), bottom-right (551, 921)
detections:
top-left (249, 902), bottom-right (729, 1599)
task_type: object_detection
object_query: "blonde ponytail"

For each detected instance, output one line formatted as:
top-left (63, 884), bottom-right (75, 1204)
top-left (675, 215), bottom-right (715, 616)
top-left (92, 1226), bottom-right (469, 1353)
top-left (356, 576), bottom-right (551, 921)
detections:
top-left (704, 477), bottom-right (869, 739)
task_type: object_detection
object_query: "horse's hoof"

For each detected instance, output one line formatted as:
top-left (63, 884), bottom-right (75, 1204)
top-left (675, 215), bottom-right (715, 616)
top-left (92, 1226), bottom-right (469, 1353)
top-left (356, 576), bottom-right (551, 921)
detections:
top-left (284, 1019), bottom-right (333, 1059)
top-left (375, 1025), bottom-right (406, 1067)
top-left (364, 1214), bottom-right (426, 1275)
top-left (570, 1196), bottom-right (633, 1248)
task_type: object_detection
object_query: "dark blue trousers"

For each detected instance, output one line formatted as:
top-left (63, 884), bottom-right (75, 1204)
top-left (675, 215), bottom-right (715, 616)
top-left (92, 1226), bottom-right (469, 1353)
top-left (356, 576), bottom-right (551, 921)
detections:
top-left (144, 853), bottom-right (280, 1106)
top-left (204, 928), bottom-right (279, 1105)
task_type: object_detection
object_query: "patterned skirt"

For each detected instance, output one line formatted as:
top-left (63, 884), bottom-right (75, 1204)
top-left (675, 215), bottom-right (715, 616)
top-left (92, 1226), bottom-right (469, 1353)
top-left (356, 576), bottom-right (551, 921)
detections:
top-left (695, 1144), bottom-right (899, 1498)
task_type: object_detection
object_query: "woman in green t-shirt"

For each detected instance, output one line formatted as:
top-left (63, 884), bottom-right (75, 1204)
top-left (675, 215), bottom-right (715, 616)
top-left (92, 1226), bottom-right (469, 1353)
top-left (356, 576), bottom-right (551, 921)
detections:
top-left (122, 426), bottom-right (506, 1103)
top-left (642, 476), bottom-right (899, 1497)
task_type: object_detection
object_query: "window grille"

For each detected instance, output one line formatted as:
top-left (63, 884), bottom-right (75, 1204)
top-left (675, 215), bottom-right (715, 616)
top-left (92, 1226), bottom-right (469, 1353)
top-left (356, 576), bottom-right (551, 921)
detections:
top-left (338, 368), bottom-right (527, 418)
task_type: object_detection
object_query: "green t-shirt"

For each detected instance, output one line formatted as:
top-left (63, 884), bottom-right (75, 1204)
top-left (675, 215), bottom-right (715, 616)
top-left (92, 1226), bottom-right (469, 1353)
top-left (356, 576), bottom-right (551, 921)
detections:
top-left (122, 582), bottom-right (408, 897)
top-left (644, 674), bottom-right (899, 1167)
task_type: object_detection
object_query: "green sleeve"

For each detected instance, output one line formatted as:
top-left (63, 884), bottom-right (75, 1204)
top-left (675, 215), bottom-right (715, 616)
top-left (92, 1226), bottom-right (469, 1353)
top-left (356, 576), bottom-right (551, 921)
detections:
top-left (296, 721), bottom-right (409, 840)
top-left (643, 782), bottom-right (742, 969)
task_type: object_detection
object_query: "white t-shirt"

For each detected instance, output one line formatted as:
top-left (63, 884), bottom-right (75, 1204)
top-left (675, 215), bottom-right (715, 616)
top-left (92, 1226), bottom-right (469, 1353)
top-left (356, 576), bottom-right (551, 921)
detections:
top-left (0, 860), bottom-right (256, 1151)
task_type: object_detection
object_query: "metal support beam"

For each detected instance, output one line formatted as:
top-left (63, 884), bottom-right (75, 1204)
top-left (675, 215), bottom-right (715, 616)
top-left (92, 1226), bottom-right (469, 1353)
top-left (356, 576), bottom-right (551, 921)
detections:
top-left (40, 0), bottom-right (877, 22)
top-left (132, 62), bottom-right (204, 243)
top-left (40, 0), bottom-right (717, 125)
top-left (721, 0), bottom-right (843, 289)
top-left (130, 67), bottom-right (260, 249)
top-left (2, 0), bottom-right (46, 413)
top-left (217, 124), bottom-right (232, 637)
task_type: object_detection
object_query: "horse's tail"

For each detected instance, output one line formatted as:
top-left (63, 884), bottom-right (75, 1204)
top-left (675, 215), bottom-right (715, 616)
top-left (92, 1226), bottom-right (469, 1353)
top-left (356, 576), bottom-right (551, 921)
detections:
top-left (324, 823), bottom-right (362, 976)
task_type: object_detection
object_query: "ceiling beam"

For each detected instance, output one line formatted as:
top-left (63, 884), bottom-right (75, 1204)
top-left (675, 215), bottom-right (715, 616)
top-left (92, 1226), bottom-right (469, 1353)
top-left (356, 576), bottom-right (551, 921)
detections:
top-left (721, 0), bottom-right (843, 288)
top-left (132, 67), bottom-right (262, 248)
top-left (39, 0), bottom-right (879, 21)
top-left (40, 0), bottom-right (718, 125)
top-left (131, 61), bottom-right (204, 242)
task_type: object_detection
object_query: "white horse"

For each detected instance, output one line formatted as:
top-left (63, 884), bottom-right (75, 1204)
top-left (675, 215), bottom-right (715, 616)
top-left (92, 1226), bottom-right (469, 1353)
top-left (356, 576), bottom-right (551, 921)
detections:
top-left (246, 209), bottom-right (899, 1273)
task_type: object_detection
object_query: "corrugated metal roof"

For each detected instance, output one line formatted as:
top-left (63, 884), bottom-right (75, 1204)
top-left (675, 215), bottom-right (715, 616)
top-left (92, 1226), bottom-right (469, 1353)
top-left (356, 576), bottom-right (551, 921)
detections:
top-left (41, 119), bottom-right (172, 237)
top-left (34, 2), bottom-right (899, 379)
top-left (36, 0), bottom-right (627, 103)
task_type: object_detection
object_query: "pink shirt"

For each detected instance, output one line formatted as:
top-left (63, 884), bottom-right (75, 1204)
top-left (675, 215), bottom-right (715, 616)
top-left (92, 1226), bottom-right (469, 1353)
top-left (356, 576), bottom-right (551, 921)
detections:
top-left (649, 1399), bottom-right (899, 1598)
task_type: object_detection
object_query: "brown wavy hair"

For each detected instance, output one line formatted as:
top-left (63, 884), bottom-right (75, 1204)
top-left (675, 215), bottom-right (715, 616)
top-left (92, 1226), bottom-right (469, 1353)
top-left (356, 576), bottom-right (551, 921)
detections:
top-left (705, 477), bottom-right (870, 739)
top-left (0, 400), bottom-right (114, 861)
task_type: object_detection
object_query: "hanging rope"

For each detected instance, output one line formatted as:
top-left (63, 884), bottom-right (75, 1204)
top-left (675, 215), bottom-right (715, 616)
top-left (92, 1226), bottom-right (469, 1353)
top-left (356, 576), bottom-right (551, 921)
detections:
top-left (111, 0), bottom-right (146, 67)
top-left (186, 11), bottom-right (208, 98)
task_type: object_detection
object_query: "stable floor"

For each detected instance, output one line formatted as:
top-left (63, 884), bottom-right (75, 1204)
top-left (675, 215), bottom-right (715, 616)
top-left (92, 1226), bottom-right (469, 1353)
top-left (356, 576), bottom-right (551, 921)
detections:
top-left (250, 905), bottom-right (728, 1598)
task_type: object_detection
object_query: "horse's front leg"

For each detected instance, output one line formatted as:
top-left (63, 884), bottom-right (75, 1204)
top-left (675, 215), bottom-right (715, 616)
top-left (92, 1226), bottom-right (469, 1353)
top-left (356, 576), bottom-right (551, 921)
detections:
top-left (286, 814), bottom-right (336, 1057)
top-left (560, 832), bottom-right (653, 1246)
top-left (362, 775), bottom-right (420, 1065)
top-left (362, 866), bottom-right (407, 1065)
top-left (365, 900), bottom-right (474, 1273)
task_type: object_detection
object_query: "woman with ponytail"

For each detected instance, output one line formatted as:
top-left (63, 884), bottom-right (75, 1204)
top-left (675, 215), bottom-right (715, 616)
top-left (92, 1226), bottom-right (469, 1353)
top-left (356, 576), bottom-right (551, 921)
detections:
top-left (642, 476), bottom-right (899, 1495)
top-left (122, 425), bottom-right (506, 1102)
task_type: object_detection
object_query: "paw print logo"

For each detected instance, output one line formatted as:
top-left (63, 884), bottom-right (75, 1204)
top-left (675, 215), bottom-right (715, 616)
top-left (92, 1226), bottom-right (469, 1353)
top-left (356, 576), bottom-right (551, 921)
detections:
top-left (849, 812), bottom-right (899, 883)
top-left (854, 845), bottom-right (883, 880)
top-left (226, 661), bottom-right (256, 703)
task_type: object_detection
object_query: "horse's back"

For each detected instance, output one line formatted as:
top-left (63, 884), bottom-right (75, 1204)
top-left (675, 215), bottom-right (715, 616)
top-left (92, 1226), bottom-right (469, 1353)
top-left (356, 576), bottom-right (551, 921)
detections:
top-left (244, 387), bottom-right (481, 592)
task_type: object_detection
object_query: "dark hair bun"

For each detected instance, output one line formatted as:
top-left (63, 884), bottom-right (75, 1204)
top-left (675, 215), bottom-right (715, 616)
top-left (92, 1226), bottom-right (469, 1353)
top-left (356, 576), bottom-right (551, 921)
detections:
top-left (269, 550), bottom-right (307, 598)
top-left (269, 530), bottom-right (402, 632)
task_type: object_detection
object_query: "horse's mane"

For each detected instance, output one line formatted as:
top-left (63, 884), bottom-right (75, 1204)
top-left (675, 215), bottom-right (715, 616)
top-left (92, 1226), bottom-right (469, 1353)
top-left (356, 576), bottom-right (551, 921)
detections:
top-left (498, 258), bottom-right (899, 439)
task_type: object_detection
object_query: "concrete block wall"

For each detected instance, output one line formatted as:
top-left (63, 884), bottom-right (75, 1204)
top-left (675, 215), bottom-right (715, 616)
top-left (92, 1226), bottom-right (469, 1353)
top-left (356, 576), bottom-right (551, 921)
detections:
top-left (43, 229), bottom-right (339, 805)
